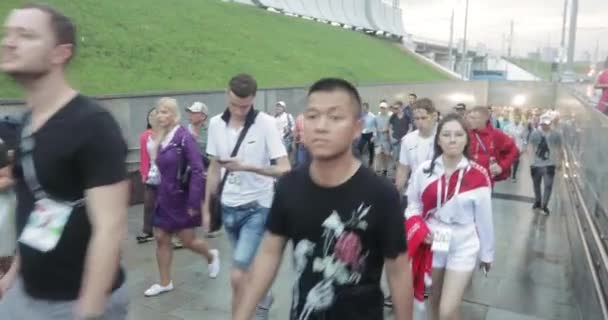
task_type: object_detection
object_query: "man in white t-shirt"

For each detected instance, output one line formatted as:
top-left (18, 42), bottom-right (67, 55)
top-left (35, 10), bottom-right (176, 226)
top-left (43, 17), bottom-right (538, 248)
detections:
top-left (274, 101), bottom-right (295, 156)
top-left (204, 74), bottom-right (290, 319)
top-left (395, 98), bottom-right (438, 201)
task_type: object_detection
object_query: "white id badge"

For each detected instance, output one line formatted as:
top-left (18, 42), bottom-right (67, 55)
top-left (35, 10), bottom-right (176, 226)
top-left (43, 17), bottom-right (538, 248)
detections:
top-left (431, 226), bottom-right (453, 253)
top-left (19, 198), bottom-right (73, 252)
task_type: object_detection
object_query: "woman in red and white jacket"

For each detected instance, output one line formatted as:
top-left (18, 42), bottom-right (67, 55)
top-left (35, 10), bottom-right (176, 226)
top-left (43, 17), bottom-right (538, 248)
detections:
top-left (405, 113), bottom-right (494, 319)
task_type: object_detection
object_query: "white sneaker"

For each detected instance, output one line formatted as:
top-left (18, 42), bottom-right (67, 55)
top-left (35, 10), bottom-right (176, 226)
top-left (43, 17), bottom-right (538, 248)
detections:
top-left (144, 282), bottom-right (174, 297)
top-left (208, 249), bottom-right (220, 278)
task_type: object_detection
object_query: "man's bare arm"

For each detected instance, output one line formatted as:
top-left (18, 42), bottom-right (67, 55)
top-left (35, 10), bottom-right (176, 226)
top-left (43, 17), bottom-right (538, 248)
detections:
top-left (204, 158), bottom-right (222, 211)
top-left (233, 233), bottom-right (287, 320)
top-left (386, 252), bottom-right (414, 320)
top-left (395, 164), bottom-right (410, 195)
top-left (78, 180), bottom-right (129, 316)
top-left (243, 156), bottom-right (291, 178)
top-left (0, 254), bottom-right (20, 298)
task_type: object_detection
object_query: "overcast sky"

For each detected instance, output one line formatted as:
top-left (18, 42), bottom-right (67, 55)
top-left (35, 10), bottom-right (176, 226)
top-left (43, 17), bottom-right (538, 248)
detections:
top-left (401, 0), bottom-right (608, 61)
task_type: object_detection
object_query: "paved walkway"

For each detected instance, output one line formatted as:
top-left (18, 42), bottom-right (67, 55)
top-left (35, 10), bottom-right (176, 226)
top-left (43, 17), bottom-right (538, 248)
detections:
top-left (122, 157), bottom-right (581, 320)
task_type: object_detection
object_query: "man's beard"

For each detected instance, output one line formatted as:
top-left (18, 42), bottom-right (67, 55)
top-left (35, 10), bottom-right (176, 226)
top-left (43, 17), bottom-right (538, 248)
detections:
top-left (5, 69), bottom-right (49, 85)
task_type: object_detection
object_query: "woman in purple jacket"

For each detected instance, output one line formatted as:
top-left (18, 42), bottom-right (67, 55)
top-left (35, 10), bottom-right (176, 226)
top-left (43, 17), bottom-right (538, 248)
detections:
top-left (144, 97), bottom-right (221, 297)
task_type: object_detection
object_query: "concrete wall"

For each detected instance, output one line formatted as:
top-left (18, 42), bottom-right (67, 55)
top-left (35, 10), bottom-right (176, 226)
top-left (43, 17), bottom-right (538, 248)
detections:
top-left (1, 79), bottom-right (564, 172)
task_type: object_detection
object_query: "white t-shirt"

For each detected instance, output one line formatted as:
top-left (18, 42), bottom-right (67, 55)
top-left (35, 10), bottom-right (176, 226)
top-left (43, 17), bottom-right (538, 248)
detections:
top-left (207, 112), bottom-right (287, 207)
top-left (399, 129), bottom-right (436, 192)
top-left (275, 112), bottom-right (294, 137)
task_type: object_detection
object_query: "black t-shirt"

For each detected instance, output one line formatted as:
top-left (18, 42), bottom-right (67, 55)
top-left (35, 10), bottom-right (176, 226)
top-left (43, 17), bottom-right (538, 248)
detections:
top-left (267, 165), bottom-right (407, 320)
top-left (389, 113), bottom-right (410, 140)
top-left (13, 95), bottom-right (127, 300)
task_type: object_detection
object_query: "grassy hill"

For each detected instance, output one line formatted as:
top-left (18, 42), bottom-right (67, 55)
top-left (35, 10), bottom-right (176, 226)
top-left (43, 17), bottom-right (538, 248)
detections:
top-left (0, 0), bottom-right (449, 99)
top-left (509, 58), bottom-right (592, 80)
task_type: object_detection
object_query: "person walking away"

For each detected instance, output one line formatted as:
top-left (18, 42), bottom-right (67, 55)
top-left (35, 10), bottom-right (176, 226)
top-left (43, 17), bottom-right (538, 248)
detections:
top-left (0, 4), bottom-right (129, 319)
top-left (144, 97), bottom-right (220, 297)
top-left (405, 113), bottom-right (494, 319)
top-left (204, 74), bottom-right (290, 319)
top-left (528, 114), bottom-right (562, 215)
top-left (234, 78), bottom-right (414, 320)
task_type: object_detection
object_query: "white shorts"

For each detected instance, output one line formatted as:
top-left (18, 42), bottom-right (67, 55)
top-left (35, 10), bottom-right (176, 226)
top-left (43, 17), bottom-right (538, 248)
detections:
top-left (428, 219), bottom-right (480, 271)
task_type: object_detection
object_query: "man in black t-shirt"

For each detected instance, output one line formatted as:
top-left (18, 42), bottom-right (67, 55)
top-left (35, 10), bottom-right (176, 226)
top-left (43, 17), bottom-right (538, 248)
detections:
top-left (0, 5), bottom-right (129, 320)
top-left (234, 78), bottom-right (413, 320)
top-left (389, 101), bottom-right (411, 168)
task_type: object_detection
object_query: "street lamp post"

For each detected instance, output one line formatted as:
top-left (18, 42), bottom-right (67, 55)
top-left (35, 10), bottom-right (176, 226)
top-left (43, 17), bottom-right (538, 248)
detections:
top-left (448, 8), bottom-right (455, 71)
top-left (461, 0), bottom-right (470, 79)
top-left (566, 0), bottom-right (578, 71)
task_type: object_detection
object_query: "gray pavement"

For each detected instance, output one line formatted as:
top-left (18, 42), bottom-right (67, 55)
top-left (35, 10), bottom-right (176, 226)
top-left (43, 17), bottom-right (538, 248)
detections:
top-left (121, 156), bottom-right (581, 320)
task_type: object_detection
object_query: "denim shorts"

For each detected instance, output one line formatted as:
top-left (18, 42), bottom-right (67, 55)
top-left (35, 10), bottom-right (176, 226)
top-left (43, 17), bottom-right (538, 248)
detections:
top-left (222, 201), bottom-right (269, 270)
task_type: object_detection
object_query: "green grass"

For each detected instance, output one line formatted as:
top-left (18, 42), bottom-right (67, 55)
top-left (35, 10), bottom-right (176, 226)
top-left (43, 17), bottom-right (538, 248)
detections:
top-left (508, 57), bottom-right (592, 80)
top-left (0, 0), bottom-right (448, 99)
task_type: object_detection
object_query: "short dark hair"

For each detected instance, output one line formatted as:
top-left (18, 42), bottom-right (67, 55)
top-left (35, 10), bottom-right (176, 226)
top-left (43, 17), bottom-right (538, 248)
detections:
top-left (412, 98), bottom-right (436, 114)
top-left (393, 100), bottom-right (404, 107)
top-left (456, 103), bottom-right (466, 109)
top-left (471, 105), bottom-right (491, 117)
top-left (307, 78), bottom-right (362, 116)
top-left (229, 73), bottom-right (257, 98)
top-left (409, 93), bottom-right (417, 99)
top-left (20, 3), bottom-right (76, 60)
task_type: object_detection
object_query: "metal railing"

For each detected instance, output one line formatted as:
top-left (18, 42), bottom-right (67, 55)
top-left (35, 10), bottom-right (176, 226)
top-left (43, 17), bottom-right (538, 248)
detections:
top-left (562, 147), bottom-right (608, 319)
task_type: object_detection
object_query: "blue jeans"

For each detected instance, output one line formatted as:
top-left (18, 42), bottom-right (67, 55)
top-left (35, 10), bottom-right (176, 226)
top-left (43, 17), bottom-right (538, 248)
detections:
top-left (221, 201), bottom-right (269, 270)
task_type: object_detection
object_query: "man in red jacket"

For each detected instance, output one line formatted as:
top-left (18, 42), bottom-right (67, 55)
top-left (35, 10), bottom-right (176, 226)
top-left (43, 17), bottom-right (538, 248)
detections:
top-left (467, 106), bottom-right (519, 183)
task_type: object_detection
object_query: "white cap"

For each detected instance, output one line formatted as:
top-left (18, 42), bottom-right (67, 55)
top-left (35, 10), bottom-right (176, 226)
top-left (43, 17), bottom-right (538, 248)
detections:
top-left (276, 101), bottom-right (286, 108)
top-left (186, 101), bottom-right (208, 114)
top-left (379, 102), bottom-right (389, 108)
top-left (540, 114), bottom-right (552, 125)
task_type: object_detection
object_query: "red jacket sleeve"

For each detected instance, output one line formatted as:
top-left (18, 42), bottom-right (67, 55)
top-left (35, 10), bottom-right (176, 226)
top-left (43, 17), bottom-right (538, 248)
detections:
top-left (139, 130), bottom-right (151, 182)
top-left (495, 130), bottom-right (519, 171)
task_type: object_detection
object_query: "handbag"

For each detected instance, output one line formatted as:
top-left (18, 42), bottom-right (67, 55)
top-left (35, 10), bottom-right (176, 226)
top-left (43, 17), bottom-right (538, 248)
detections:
top-left (176, 136), bottom-right (192, 191)
top-left (209, 110), bottom-right (259, 232)
top-left (145, 163), bottom-right (161, 186)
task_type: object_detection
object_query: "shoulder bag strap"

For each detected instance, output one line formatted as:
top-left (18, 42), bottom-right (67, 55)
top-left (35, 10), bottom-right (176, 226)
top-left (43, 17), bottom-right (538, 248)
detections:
top-left (19, 113), bottom-right (84, 205)
top-left (218, 110), bottom-right (259, 194)
top-left (19, 112), bottom-right (47, 200)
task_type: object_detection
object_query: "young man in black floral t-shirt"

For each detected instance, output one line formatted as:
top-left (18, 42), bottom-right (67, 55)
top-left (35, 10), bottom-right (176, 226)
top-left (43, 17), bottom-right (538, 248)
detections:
top-left (234, 78), bottom-right (413, 320)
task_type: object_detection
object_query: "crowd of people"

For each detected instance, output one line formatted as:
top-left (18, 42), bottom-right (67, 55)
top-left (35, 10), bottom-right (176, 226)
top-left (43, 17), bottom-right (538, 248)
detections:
top-left (0, 3), bottom-right (570, 320)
